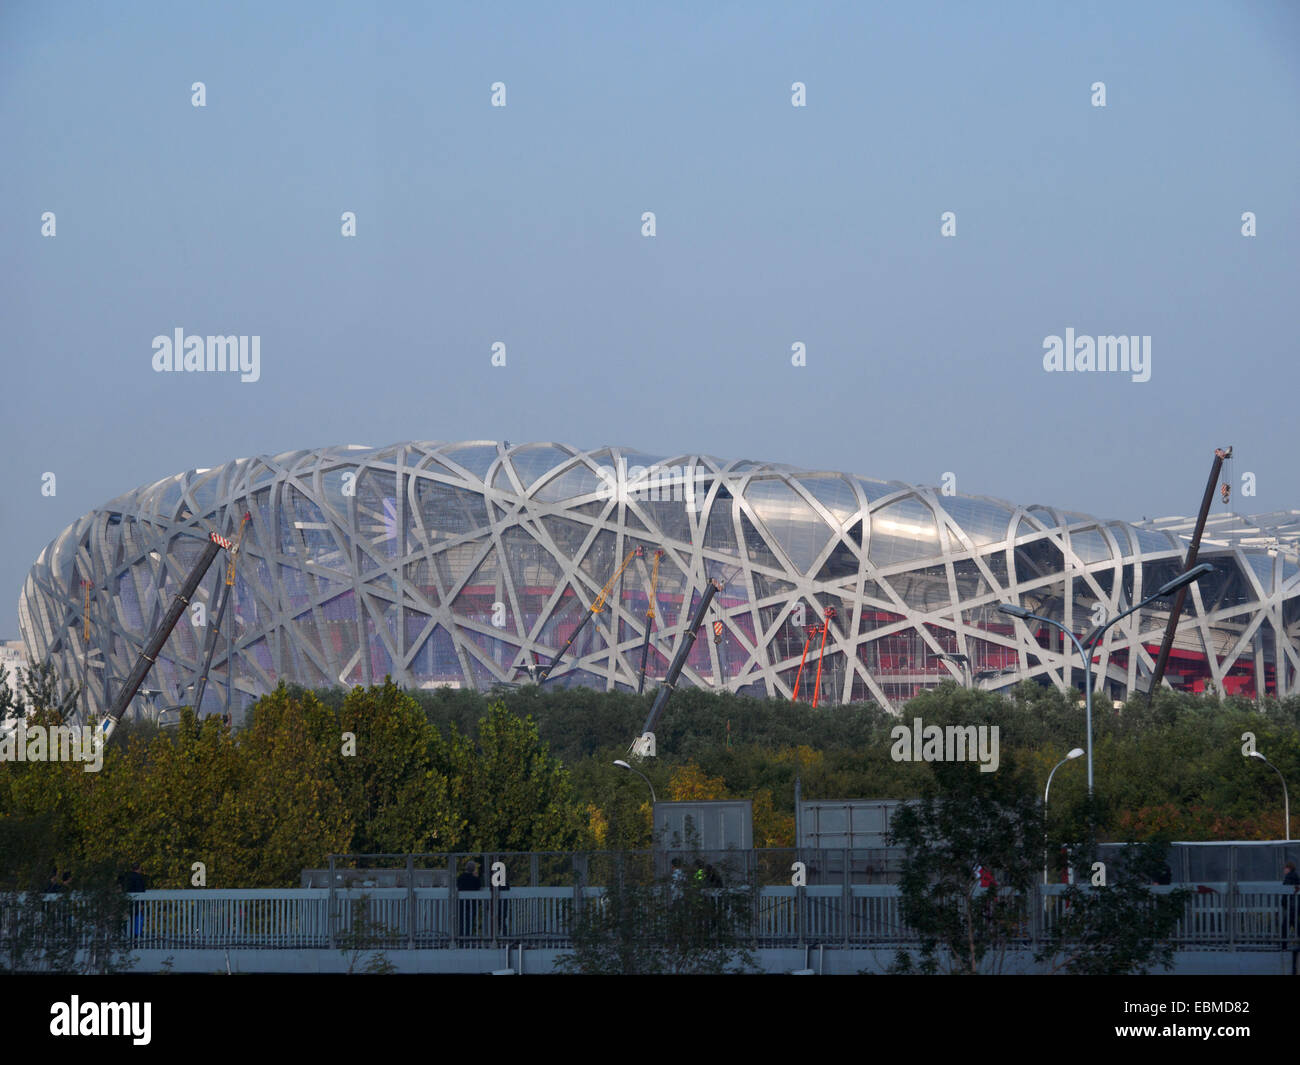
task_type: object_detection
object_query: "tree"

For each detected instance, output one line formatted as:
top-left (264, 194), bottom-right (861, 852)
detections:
top-left (451, 702), bottom-right (582, 853)
top-left (17, 658), bottom-right (81, 721)
top-left (888, 756), bottom-right (1043, 974)
top-left (1036, 825), bottom-right (1190, 975)
top-left (206, 687), bottom-right (354, 886)
top-left (331, 679), bottom-right (462, 855)
top-left (0, 859), bottom-right (134, 974)
top-left (557, 856), bottom-right (758, 974)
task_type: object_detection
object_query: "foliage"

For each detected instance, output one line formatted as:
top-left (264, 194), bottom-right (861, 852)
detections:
top-left (0, 860), bottom-right (135, 974)
top-left (336, 893), bottom-right (399, 975)
top-left (557, 855), bottom-right (759, 974)
top-left (1036, 835), bottom-right (1190, 975)
top-left (450, 701), bottom-right (582, 853)
top-left (888, 755), bottom-right (1044, 974)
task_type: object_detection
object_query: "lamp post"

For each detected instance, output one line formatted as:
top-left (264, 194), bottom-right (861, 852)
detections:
top-left (613, 759), bottom-right (656, 805)
top-left (1246, 750), bottom-right (1291, 841)
top-left (938, 653), bottom-right (971, 689)
top-left (999, 562), bottom-right (1214, 796)
top-left (1044, 747), bottom-right (1084, 885)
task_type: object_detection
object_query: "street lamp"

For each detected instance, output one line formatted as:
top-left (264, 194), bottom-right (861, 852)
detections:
top-left (1044, 747), bottom-right (1084, 885)
top-left (613, 759), bottom-right (656, 805)
top-left (999, 562), bottom-right (1214, 795)
top-left (1246, 750), bottom-right (1291, 842)
top-left (938, 653), bottom-right (971, 688)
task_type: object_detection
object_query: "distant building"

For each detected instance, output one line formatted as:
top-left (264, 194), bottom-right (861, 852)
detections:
top-left (18, 441), bottom-right (1300, 725)
top-left (0, 639), bottom-right (25, 695)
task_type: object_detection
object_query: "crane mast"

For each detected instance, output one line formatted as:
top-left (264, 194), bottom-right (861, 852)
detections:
top-left (630, 576), bottom-right (721, 758)
top-left (192, 511), bottom-right (251, 716)
top-left (99, 529), bottom-right (234, 744)
top-left (637, 549), bottom-right (663, 694)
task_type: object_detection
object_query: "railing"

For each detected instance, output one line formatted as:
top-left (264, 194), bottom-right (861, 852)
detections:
top-left (6, 882), bottom-right (1292, 953)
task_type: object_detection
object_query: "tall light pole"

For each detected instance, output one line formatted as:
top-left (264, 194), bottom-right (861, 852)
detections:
top-left (999, 563), bottom-right (1214, 796)
top-left (939, 653), bottom-right (971, 689)
top-left (613, 759), bottom-right (656, 805)
top-left (1044, 747), bottom-right (1084, 884)
top-left (1246, 750), bottom-right (1291, 841)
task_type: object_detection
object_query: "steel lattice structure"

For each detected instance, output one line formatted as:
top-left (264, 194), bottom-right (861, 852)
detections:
top-left (18, 441), bottom-right (1300, 724)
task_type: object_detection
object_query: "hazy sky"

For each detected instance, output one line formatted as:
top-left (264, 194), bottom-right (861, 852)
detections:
top-left (2, 0), bottom-right (1297, 637)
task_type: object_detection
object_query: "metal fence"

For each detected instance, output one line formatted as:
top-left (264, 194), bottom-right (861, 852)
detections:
top-left (7, 889), bottom-right (1296, 954)
top-left (5, 848), bottom-right (1297, 954)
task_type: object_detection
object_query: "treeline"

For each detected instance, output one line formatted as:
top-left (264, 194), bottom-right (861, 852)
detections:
top-left (397, 680), bottom-right (1300, 848)
top-left (0, 682), bottom-right (582, 890)
top-left (2, 671), bottom-right (1297, 888)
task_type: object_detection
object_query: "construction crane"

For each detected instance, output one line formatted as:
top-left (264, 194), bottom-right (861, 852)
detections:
top-left (192, 511), bottom-right (251, 716)
top-left (1145, 447), bottom-right (1230, 702)
top-left (791, 623), bottom-right (816, 701)
top-left (811, 607), bottom-right (836, 707)
top-left (637, 549), bottom-right (664, 694)
top-left (99, 529), bottom-right (236, 745)
top-left (629, 576), bottom-right (722, 758)
top-left (536, 547), bottom-right (641, 684)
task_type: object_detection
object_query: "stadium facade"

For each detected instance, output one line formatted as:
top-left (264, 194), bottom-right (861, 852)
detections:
top-left (18, 441), bottom-right (1300, 724)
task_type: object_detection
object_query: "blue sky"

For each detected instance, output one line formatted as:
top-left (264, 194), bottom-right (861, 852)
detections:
top-left (2, 0), bottom-right (1297, 636)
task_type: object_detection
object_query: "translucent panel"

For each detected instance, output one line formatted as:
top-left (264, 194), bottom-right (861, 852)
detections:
top-left (868, 496), bottom-right (941, 567)
top-left (1069, 527), bottom-right (1113, 564)
top-left (891, 564), bottom-right (951, 612)
top-left (978, 550), bottom-right (1009, 586)
top-left (576, 529), bottom-right (619, 586)
top-left (751, 570), bottom-right (796, 602)
top-left (637, 498), bottom-right (693, 546)
top-left (703, 492), bottom-right (738, 554)
top-left (798, 477), bottom-right (860, 525)
top-left (1245, 552), bottom-right (1275, 591)
top-left (1014, 538), bottom-right (1065, 581)
top-left (855, 478), bottom-right (898, 504)
top-left (434, 542), bottom-right (489, 590)
top-left (510, 446), bottom-right (573, 489)
top-left (615, 451), bottom-right (669, 474)
top-left (500, 525), bottom-right (563, 593)
top-left (460, 548), bottom-right (501, 599)
top-left (1133, 527), bottom-right (1179, 556)
top-left (951, 558), bottom-right (990, 602)
top-left (365, 611), bottom-right (394, 681)
top-left (415, 479), bottom-right (490, 537)
top-left (817, 539), bottom-right (860, 582)
top-left (187, 473), bottom-right (220, 517)
top-left (540, 514), bottom-right (594, 560)
top-left (490, 464), bottom-right (516, 492)
top-left (410, 624), bottom-right (461, 683)
top-left (745, 478), bottom-right (833, 574)
top-left (50, 528), bottom-right (77, 585)
top-left (533, 462), bottom-right (602, 502)
top-left (441, 444), bottom-right (500, 481)
top-left (1107, 522), bottom-right (1138, 557)
top-left (937, 496), bottom-right (1014, 547)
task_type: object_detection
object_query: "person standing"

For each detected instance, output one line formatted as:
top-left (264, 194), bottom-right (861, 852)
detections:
top-left (456, 860), bottom-right (481, 940)
top-left (123, 863), bottom-right (147, 938)
top-left (1282, 860), bottom-right (1299, 953)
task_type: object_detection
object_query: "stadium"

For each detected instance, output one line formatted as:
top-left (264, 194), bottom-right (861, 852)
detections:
top-left (18, 441), bottom-right (1300, 724)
